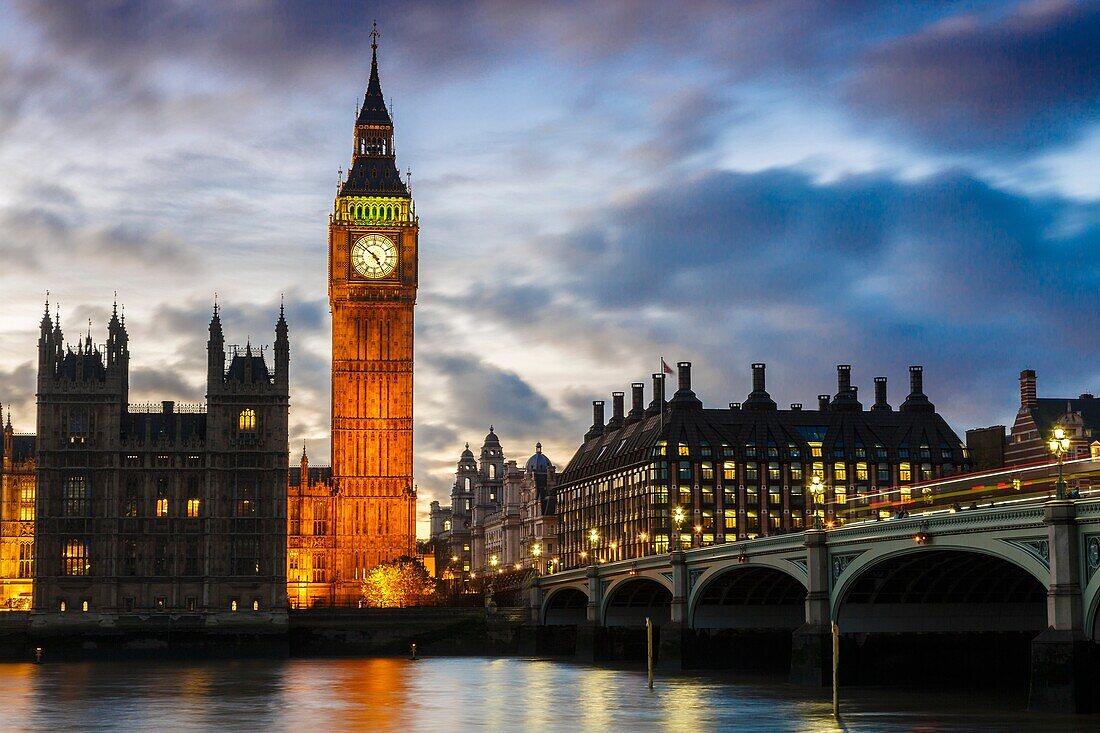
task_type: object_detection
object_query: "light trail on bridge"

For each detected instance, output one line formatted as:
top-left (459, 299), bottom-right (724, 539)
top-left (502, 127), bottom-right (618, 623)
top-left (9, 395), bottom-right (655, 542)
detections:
top-left (832, 456), bottom-right (1100, 528)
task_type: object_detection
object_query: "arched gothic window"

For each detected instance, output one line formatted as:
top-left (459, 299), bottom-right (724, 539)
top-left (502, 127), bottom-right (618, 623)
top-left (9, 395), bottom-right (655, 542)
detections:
top-left (239, 409), bottom-right (257, 433)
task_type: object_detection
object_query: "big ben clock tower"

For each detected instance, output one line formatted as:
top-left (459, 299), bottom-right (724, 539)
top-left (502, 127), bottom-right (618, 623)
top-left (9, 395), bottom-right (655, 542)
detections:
top-left (329, 27), bottom-right (416, 604)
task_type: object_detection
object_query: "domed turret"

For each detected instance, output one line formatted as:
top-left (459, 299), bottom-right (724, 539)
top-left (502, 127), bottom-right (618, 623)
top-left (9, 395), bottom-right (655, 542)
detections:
top-left (525, 442), bottom-right (553, 474)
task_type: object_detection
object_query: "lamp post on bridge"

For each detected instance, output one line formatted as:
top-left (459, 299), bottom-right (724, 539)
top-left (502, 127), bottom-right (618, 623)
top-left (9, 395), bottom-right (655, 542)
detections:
top-left (1048, 426), bottom-right (1072, 501)
top-left (809, 475), bottom-right (826, 530)
top-left (672, 506), bottom-right (685, 550)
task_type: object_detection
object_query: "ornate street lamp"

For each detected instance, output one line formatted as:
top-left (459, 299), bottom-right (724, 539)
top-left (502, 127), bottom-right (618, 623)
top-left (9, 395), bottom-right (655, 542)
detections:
top-left (531, 543), bottom-right (542, 574)
top-left (637, 531), bottom-right (649, 558)
top-left (672, 506), bottom-right (685, 550)
top-left (588, 528), bottom-right (599, 565)
top-left (1048, 426), bottom-right (1072, 500)
top-left (809, 475), bottom-right (826, 530)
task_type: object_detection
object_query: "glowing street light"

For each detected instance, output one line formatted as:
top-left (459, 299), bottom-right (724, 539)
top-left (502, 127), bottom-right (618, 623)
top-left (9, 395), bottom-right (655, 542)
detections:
top-left (588, 528), bottom-right (599, 565)
top-left (1048, 426), bottom-right (1073, 500)
top-left (809, 475), bottom-right (826, 530)
top-left (489, 555), bottom-right (499, 568)
top-left (672, 506), bottom-right (685, 550)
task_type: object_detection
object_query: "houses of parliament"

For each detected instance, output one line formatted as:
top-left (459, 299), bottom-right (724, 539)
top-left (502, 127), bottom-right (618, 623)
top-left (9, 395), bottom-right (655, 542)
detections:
top-left (0, 36), bottom-right (416, 616)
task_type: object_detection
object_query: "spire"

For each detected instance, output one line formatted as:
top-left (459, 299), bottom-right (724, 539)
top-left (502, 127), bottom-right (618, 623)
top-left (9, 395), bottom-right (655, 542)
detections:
top-left (209, 297), bottom-right (223, 337)
top-left (357, 21), bottom-right (392, 127)
top-left (340, 22), bottom-right (408, 199)
top-left (41, 292), bottom-right (51, 331)
top-left (276, 295), bottom-right (289, 339)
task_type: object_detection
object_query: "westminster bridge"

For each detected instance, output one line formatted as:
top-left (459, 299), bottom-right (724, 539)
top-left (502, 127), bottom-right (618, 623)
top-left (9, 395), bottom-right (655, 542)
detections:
top-left (532, 483), bottom-right (1100, 714)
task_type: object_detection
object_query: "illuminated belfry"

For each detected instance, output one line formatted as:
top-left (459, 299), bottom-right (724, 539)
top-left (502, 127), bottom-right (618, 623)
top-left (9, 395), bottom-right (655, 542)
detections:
top-left (327, 24), bottom-right (418, 604)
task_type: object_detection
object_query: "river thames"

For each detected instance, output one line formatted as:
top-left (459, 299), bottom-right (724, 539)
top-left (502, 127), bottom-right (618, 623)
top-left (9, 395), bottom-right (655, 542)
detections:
top-left (0, 656), bottom-right (1094, 732)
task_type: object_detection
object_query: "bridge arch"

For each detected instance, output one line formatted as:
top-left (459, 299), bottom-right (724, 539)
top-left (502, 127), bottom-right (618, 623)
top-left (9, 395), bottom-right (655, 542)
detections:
top-left (542, 586), bottom-right (588, 626)
top-left (1079, 556), bottom-right (1100, 641)
top-left (688, 562), bottom-right (808, 630)
top-left (601, 576), bottom-right (672, 627)
top-left (831, 546), bottom-right (1046, 685)
top-left (830, 538), bottom-right (1049, 619)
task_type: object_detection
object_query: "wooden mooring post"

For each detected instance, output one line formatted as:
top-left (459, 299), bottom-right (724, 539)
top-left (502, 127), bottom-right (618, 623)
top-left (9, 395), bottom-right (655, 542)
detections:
top-left (832, 621), bottom-right (840, 718)
top-left (646, 617), bottom-right (654, 690)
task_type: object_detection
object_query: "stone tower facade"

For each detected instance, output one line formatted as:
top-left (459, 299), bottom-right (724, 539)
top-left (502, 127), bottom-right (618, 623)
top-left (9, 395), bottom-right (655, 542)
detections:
top-left (328, 31), bottom-right (417, 604)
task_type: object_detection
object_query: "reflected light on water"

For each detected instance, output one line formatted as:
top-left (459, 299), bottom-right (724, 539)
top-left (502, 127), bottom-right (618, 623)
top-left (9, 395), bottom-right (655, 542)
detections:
top-left (0, 657), bottom-right (1096, 732)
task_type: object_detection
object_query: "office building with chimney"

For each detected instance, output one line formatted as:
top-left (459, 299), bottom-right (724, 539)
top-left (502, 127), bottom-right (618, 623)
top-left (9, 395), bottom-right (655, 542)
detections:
top-left (1005, 369), bottom-right (1100, 467)
top-left (556, 362), bottom-right (969, 569)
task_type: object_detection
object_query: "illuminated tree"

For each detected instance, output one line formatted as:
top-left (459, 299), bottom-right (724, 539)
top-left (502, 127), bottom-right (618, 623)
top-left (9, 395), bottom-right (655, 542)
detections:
top-left (361, 557), bottom-right (439, 608)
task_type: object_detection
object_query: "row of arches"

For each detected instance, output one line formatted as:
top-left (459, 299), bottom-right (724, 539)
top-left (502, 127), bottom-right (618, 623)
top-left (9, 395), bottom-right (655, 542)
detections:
top-left (357, 137), bottom-right (390, 155)
top-left (545, 549), bottom-right (1049, 629)
top-left (544, 548), bottom-right (1052, 683)
top-left (346, 203), bottom-right (402, 221)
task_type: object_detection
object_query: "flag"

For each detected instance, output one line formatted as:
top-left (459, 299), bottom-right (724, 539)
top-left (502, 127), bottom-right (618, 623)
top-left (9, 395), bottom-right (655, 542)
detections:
top-left (661, 357), bottom-right (674, 375)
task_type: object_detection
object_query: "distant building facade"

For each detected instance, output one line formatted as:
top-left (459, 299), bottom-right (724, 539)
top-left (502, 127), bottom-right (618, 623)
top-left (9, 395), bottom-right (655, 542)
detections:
top-left (0, 411), bottom-right (35, 610)
top-left (966, 425), bottom-right (1007, 471)
top-left (429, 430), bottom-right (559, 584)
top-left (26, 301), bottom-right (288, 621)
top-left (287, 447), bottom-right (334, 608)
top-left (1006, 369), bottom-right (1100, 467)
top-left (556, 362), bottom-right (970, 569)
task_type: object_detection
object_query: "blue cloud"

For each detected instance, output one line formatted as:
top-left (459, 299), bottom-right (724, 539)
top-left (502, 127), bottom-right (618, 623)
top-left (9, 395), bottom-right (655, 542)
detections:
top-left (850, 1), bottom-right (1100, 151)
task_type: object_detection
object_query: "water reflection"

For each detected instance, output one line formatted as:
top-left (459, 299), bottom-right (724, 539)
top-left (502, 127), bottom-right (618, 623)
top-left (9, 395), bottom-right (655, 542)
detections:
top-left (0, 657), bottom-right (1094, 732)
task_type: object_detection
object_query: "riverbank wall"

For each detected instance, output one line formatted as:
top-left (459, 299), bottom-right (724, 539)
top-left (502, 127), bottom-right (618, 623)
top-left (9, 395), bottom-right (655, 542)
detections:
top-left (0, 608), bottom-right (551, 662)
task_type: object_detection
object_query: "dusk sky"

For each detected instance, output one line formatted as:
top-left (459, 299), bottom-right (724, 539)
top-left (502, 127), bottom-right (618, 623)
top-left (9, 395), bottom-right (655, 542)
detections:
top-left (1, 1), bottom-right (1098, 535)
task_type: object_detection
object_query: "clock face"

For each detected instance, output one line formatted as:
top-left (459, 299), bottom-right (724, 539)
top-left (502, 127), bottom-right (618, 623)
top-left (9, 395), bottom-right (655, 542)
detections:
top-left (351, 233), bottom-right (398, 279)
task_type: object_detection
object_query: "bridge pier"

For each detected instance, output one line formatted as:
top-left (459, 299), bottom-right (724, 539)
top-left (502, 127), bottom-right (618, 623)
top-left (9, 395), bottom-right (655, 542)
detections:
top-left (585, 564), bottom-right (601, 623)
top-left (790, 529), bottom-right (831, 686)
top-left (654, 550), bottom-right (689, 671)
top-left (573, 622), bottom-right (598, 663)
top-left (571, 565), bottom-right (603, 663)
top-left (1029, 500), bottom-right (1092, 713)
